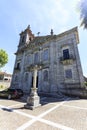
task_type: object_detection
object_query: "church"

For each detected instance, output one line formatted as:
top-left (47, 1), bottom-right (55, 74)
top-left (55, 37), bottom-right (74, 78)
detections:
top-left (11, 26), bottom-right (84, 96)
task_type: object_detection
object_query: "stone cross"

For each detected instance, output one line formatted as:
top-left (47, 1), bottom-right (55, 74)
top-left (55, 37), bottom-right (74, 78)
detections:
top-left (28, 64), bottom-right (41, 89)
top-left (32, 65), bottom-right (38, 89)
top-left (24, 64), bottom-right (42, 110)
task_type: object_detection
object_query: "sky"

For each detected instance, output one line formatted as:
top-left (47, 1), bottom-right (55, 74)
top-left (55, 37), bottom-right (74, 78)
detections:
top-left (0, 0), bottom-right (87, 76)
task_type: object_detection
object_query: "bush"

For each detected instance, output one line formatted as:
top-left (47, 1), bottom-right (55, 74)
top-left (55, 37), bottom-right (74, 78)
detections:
top-left (0, 85), bottom-right (4, 88)
top-left (84, 82), bottom-right (87, 86)
top-left (0, 85), bottom-right (6, 90)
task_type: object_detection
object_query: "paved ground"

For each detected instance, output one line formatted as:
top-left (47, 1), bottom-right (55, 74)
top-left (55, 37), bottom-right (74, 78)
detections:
top-left (0, 95), bottom-right (87, 130)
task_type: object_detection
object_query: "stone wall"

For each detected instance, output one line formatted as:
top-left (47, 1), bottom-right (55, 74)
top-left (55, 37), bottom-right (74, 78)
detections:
top-left (11, 27), bottom-right (86, 97)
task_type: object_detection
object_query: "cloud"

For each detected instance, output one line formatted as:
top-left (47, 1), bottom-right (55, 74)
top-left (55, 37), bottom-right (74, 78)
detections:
top-left (0, 0), bottom-right (81, 73)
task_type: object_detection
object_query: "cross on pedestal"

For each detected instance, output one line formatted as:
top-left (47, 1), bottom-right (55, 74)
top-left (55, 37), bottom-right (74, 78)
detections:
top-left (24, 65), bottom-right (41, 110)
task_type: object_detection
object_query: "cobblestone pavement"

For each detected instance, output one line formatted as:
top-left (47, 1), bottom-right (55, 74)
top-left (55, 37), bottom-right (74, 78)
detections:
top-left (0, 95), bottom-right (87, 130)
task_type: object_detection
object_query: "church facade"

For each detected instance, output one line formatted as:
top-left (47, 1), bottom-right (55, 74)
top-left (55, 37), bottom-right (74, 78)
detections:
top-left (11, 26), bottom-right (84, 96)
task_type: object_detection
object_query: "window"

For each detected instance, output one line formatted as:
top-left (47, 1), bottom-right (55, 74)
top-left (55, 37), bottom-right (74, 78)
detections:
top-left (65, 69), bottom-right (72, 79)
top-left (43, 49), bottom-right (49, 61)
top-left (28, 55), bottom-right (31, 64)
top-left (24, 73), bottom-right (28, 81)
top-left (14, 75), bottom-right (18, 82)
top-left (22, 35), bottom-right (25, 43)
top-left (4, 78), bottom-right (8, 81)
top-left (43, 70), bottom-right (48, 81)
top-left (34, 52), bottom-right (39, 64)
top-left (63, 49), bottom-right (69, 60)
top-left (0, 75), bottom-right (3, 80)
top-left (16, 62), bottom-right (20, 69)
top-left (29, 37), bottom-right (31, 41)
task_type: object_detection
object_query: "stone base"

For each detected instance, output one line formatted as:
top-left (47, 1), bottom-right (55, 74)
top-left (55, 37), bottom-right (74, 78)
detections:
top-left (62, 87), bottom-right (87, 98)
top-left (24, 103), bottom-right (41, 110)
top-left (24, 88), bottom-right (41, 110)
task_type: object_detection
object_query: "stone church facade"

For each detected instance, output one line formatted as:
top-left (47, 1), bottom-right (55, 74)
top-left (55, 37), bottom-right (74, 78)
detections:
top-left (11, 26), bottom-right (84, 96)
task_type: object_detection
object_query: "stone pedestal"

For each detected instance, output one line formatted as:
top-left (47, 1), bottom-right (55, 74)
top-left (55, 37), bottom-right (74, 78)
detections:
top-left (24, 88), bottom-right (41, 110)
top-left (24, 65), bottom-right (41, 110)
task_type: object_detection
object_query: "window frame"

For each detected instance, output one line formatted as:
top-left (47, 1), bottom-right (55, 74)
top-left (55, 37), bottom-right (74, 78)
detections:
top-left (16, 62), bottom-right (21, 70)
top-left (42, 48), bottom-right (49, 61)
top-left (65, 69), bottom-right (72, 79)
top-left (63, 49), bottom-right (69, 60)
top-left (43, 69), bottom-right (49, 82)
top-left (34, 51), bottom-right (39, 64)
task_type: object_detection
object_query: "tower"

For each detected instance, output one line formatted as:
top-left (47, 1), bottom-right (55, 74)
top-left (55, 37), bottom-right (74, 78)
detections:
top-left (18, 25), bottom-right (34, 48)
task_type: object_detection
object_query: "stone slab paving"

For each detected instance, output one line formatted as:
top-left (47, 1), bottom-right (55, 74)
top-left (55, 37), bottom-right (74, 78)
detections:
top-left (25, 121), bottom-right (61, 130)
top-left (12, 103), bottom-right (57, 116)
top-left (0, 97), bottom-right (87, 130)
top-left (65, 99), bottom-right (87, 108)
top-left (0, 98), bottom-right (25, 107)
top-left (0, 109), bottom-right (30, 130)
top-left (43, 105), bottom-right (87, 130)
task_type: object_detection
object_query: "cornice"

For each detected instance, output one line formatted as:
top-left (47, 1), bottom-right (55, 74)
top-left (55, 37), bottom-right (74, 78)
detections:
top-left (56, 26), bottom-right (79, 44)
top-left (16, 26), bottom-right (79, 54)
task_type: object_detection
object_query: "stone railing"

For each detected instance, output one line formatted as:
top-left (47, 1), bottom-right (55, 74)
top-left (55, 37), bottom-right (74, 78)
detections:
top-left (14, 67), bottom-right (20, 72)
top-left (60, 54), bottom-right (75, 65)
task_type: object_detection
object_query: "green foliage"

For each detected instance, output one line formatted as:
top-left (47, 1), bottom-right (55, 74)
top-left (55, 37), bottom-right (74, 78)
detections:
top-left (0, 85), bottom-right (3, 88)
top-left (0, 85), bottom-right (6, 91)
top-left (84, 82), bottom-right (87, 86)
top-left (0, 85), bottom-right (4, 91)
top-left (79, 0), bottom-right (87, 29)
top-left (0, 49), bottom-right (8, 68)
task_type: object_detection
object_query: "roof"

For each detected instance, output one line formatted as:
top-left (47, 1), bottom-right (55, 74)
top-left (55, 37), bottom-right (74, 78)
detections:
top-left (16, 26), bottom-right (79, 54)
top-left (30, 35), bottom-right (57, 45)
top-left (30, 26), bottom-right (79, 45)
top-left (0, 72), bottom-right (12, 77)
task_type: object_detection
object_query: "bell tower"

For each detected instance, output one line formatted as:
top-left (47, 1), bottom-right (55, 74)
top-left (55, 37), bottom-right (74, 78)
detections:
top-left (18, 25), bottom-right (34, 47)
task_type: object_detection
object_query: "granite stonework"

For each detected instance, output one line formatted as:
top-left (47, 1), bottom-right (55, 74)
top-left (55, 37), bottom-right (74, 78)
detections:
top-left (24, 65), bottom-right (41, 109)
top-left (11, 26), bottom-right (87, 98)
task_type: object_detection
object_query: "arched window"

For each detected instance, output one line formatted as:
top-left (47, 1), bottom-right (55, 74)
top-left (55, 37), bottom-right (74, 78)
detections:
top-left (43, 70), bottom-right (48, 81)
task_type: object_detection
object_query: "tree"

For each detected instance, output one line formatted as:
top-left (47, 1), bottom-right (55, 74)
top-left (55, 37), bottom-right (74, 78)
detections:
top-left (79, 0), bottom-right (87, 29)
top-left (0, 49), bottom-right (8, 69)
